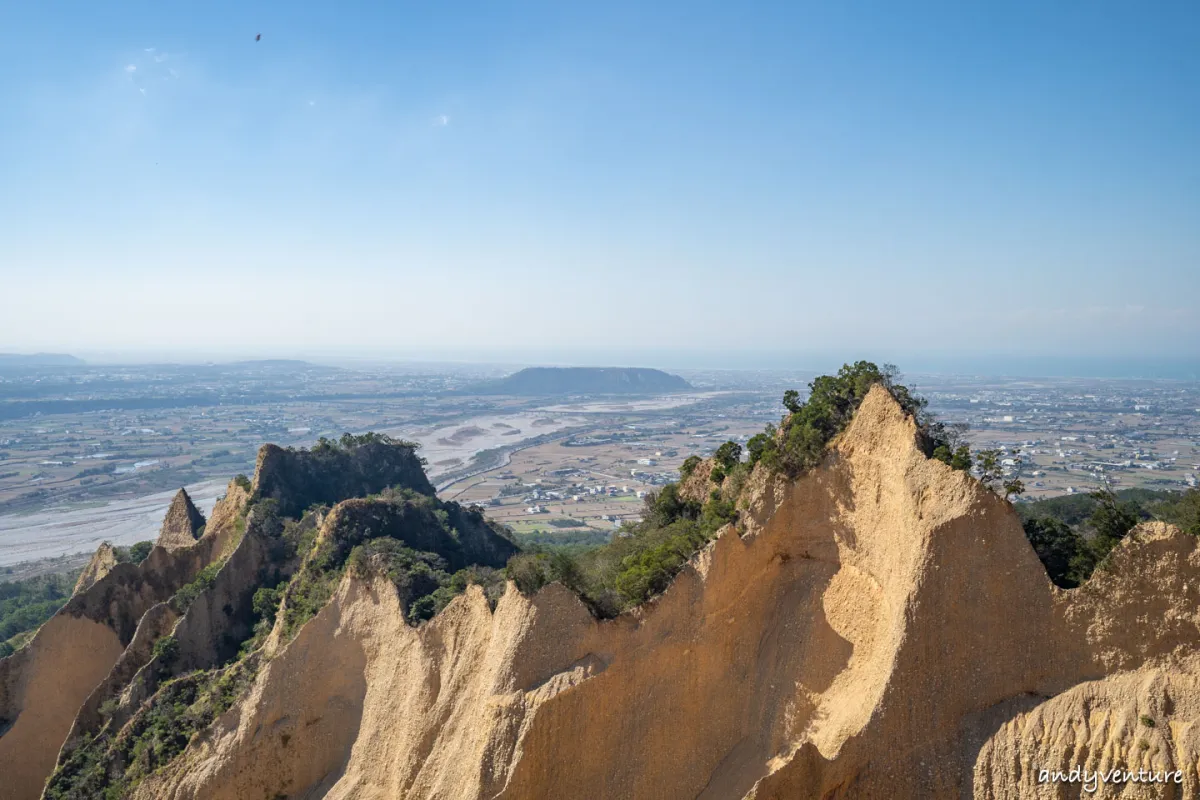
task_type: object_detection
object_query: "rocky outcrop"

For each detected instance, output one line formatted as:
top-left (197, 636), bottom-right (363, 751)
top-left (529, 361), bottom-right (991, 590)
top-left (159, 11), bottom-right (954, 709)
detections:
top-left (0, 487), bottom-right (246, 800)
top-left (0, 614), bottom-right (124, 799)
top-left (205, 478), bottom-right (252, 555)
top-left (678, 457), bottom-right (719, 504)
top-left (320, 496), bottom-right (517, 572)
top-left (133, 387), bottom-right (1200, 800)
top-left (973, 522), bottom-right (1200, 799)
top-left (72, 541), bottom-right (118, 595)
top-left (156, 488), bottom-right (207, 550)
top-left (252, 437), bottom-right (434, 518)
top-left (76, 525), bottom-right (279, 754)
top-left (974, 666), bottom-right (1200, 799)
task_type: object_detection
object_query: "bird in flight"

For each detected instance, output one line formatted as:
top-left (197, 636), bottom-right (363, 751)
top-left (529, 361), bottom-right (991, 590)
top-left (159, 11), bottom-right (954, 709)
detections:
top-left (255, 33), bottom-right (262, 42)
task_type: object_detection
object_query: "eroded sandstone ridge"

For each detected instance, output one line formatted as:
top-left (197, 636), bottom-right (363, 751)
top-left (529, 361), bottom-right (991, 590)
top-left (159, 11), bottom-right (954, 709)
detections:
top-left (0, 478), bottom-right (247, 800)
top-left (5, 387), bottom-right (1200, 799)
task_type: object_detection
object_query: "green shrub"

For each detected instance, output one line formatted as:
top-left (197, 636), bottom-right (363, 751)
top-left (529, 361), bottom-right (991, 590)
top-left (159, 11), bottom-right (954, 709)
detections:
top-left (129, 540), bottom-right (155, 563)
top-left (46, 659), bottom-right (260, 799)
top-left (642, 484), bottom-right (701, 529)
top-left (510, 489), bottom-right (738, 616)
top-left (113, 540), bottom-right (154, 565)
top-left (506, 553), bottom-right (552, 595)
top-left (933, 444), bottom-right (973, 471)
top-left (712, 441), bottom-right (742, 471)
top-left (612, 520), bottom-right (710, 604)
top-left (0, 570), bottom-right (79, 649)
top-left (252, 586), bottom-right (282, 620)
top-left (679, 456), bottom-right (702, 479)
top-left (745, 428), bottom-right (774, 469)
top-left (1088, 488), bottom-right (1145, 561)
top-left (151, 635), bottom-right (179, 665)
top-left (1159, 488), bottom-right (1200, 536)
top-left (1022, 517), bottom-right (1095, 588)
top-left (170, 562), bottom-right (223, 614)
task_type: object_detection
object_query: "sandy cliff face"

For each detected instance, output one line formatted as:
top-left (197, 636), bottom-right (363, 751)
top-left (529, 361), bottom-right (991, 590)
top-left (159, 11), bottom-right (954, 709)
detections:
top-left (0, 481), bottom-right (247, 800)
top-left (10, 389), bottom-right (1200, 799)
top-left (135, 386), bottom-right (1200, 800)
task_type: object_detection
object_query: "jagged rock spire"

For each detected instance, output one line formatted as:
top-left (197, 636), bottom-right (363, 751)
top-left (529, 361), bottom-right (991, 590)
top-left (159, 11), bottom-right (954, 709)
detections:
top-left (156, 488), bottom-right (207, 550)
top-left (72, 541), bottom-right (117, 595)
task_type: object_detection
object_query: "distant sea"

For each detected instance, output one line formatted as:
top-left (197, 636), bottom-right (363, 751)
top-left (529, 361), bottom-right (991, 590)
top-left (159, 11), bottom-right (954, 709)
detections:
top-left (894, 355), bottom-right (1200, 381)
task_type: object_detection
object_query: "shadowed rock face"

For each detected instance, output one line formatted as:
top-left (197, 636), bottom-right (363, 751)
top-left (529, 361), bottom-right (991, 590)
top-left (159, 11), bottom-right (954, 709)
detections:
top-left (156, 488), bottom-right (208, 550)
top-left (252, 439), bottom-right (435, 518)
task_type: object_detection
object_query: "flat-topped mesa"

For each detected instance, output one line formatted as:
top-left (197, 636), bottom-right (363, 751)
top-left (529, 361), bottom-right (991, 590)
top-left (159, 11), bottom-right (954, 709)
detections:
top-left (155, 488), bottom-right (207, 550)
top-left (72, 541), bottom-right (118, 595)
top-left (251, 433), bottom-right (435, 518)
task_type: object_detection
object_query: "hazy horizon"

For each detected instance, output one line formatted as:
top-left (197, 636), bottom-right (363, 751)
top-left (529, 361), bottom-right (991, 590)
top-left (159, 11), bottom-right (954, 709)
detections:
top-left (2, 1), bottom-right (1197, 361)
top-left (5, 346), bottom-right (1200, 381)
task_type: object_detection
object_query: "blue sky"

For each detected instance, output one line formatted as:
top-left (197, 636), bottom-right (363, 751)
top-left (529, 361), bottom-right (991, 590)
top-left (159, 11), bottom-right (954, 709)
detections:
top-left (1, 1), bottom-right (1197, 367)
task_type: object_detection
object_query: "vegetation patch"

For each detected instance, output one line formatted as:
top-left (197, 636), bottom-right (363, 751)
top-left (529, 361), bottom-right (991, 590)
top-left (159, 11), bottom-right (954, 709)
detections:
top-left (45, 657), bottom-right (259, 800)
top-left (1019, 486), bottom-right (1200, 587)
top-left (277, 489), bottom-right (516, 638)
top-left (0, 570), bottom-right (80, 657)
top-left (508, 483), bottom-right (737, 618)
top-left (508, 525), bottom-right (612, 552)
top-left (113, 541), bottom-right (154, 565)
top-left (349, 539), bottom-right (506, 622)
top-left (169, 561), bottom-right (224, 615)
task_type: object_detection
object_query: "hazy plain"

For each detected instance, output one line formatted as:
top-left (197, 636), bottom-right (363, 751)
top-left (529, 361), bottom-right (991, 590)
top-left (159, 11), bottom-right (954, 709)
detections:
top-left (0, 479), bottom-right (223, 567)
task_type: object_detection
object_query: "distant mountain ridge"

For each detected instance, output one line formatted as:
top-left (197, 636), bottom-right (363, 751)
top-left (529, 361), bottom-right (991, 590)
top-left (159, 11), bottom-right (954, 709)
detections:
top-left (0, 353), bottom-right (85, 367)
top-left (482, 366), bottom-right (692, 395)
